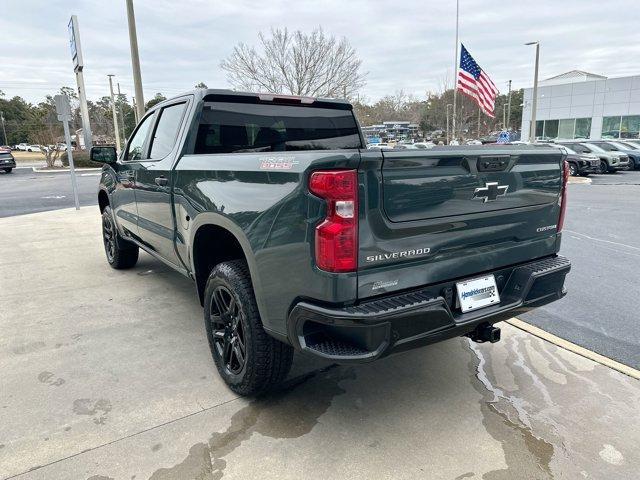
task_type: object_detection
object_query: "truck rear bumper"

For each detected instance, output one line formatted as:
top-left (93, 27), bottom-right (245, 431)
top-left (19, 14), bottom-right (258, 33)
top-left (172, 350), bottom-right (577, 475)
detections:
top-left (288, 255), bottom-right (570, 363)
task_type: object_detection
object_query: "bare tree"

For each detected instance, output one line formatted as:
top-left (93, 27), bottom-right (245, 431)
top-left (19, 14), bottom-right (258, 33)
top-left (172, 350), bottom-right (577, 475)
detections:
top-left (32, 124), bottom-right (63, 168)
top-left (221, 27), bottom-right (366, 98)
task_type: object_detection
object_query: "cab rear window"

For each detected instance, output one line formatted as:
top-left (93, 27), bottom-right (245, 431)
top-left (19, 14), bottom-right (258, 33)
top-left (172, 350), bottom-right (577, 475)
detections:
top-left (193, 101), bottom-right (362, 154)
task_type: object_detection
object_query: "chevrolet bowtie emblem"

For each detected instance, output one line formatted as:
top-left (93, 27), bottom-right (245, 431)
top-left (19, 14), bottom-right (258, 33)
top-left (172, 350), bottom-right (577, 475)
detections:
top-left (473, 182), bottom-right (509, 202)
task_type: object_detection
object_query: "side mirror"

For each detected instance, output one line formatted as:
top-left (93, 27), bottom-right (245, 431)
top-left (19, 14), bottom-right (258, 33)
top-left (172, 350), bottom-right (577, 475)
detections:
top-left (90, 146), bottom-right (118, 164)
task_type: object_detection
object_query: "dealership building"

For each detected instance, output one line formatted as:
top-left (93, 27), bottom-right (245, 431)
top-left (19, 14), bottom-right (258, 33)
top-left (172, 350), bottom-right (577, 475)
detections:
top-left (361, 121), bottom-right (420, 140)
top-left (520, 70), bottom-right (640, 141)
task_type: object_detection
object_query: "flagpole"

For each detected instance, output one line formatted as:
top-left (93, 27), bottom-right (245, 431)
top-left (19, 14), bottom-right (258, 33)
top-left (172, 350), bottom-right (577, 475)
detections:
top-left (452, 0), bottom-right (459, 141)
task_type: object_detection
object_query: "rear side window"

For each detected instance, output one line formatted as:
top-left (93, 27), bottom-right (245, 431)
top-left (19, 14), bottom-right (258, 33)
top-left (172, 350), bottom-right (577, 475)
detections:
top-left (149, 102), bottom-right (187, 159)
top-left (194, 102), bottom-right (362, 154)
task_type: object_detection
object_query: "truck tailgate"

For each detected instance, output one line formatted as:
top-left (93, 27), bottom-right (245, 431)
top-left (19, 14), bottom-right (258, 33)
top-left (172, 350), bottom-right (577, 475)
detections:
top-left (357, 145), bottom-right (564, 299)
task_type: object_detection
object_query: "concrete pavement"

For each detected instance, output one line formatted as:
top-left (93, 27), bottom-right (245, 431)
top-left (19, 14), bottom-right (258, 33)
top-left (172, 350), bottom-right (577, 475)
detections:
top-left (1, 208), bottom-right (639, 480)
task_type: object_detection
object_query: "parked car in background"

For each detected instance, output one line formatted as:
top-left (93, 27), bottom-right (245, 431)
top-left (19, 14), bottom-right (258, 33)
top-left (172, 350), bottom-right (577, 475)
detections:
top-left (413, 141), bottom-right (435, 149)
top-left (0, 149), bottom-right (16, 173)
top-left (26, 145), bottom-right (41, 152)
top-left (588, 140), bottom-right (640, 171)
top-left (547, 144), bottom-right (599, 176)
top-left (367, 143), bottom-right (393, 150)
top-left (557, 142), bottom-right (627, 174)
top-left (623, 139), bottom-right (640, 149)
top-left (393, 144), bottom-right (419, 150)
top-left (47, 143), bottom-right (68, 152)
top-left (15, 143), bottom-right (29, 151)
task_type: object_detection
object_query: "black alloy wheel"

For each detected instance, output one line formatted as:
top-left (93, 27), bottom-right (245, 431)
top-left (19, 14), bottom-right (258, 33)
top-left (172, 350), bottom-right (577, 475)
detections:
top-left (209, 285), bottom-right (247, 376)
top-left (101, 205), bottom-right (139, 269)
top-left (203, 260), bottom-right (293, 396)
top-left (102, 212), bottom-right (116, 263)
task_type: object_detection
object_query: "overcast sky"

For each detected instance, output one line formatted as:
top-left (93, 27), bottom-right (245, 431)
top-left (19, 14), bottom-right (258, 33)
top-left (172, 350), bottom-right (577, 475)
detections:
top-left (1, 0), bottom-right (639, 105)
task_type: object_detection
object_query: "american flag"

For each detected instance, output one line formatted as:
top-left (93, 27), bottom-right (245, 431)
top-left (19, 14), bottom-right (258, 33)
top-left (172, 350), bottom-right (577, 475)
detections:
top-left (457, 44), bottom-right (498, 117)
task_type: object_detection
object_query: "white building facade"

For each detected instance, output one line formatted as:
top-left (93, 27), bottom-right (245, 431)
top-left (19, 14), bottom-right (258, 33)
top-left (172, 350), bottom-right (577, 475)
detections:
top-left (521, 71), bottom-right (640, 141)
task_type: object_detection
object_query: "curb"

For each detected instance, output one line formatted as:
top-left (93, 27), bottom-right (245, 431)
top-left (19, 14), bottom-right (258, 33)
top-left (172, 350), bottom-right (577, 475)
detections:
top-left (31, 167), bottom-right (102, 174)
top-left (507, 318), bottom-right (640, 380)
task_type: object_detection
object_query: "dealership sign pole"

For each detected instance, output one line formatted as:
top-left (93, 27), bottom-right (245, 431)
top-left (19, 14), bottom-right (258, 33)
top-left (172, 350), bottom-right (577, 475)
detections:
top-left (54, 94), bottom-right (80, 211)
top-left (68, 15), bottom-right (93, 150)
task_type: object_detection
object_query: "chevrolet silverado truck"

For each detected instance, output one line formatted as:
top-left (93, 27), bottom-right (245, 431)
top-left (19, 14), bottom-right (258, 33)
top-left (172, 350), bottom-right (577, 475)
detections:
top-left (91, 89), bottom-right (571, 396)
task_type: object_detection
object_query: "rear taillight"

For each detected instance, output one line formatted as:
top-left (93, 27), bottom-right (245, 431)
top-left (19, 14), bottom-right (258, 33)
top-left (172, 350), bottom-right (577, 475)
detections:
top-left (558, 160), bottom-right (569, 232)
top-left (309, 170), bottom-right (358, 272)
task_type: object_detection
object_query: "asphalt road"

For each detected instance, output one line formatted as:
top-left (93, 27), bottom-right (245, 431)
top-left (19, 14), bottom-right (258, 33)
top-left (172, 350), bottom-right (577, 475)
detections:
top-left (0, 167), bottom-right (99, 217)
top-left (523, 170), bottom-right (640, 368)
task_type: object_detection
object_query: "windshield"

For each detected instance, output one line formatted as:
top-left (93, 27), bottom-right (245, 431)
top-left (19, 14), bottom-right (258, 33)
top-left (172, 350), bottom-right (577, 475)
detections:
top-left (611, 141), bottom-right (635, 150)
top-left (585, 143), bottom-right (605, 153)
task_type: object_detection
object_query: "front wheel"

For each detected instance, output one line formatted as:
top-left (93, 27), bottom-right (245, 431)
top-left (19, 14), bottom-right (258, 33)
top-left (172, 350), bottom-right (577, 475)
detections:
top-left (568, 163), bottom-right (578, 176)
top-left (3, 168), bottom-right (12, 173)
top-left (204, 260), bottom-right (293, 396)
top-left (101, 206), bottom-right (139, 269)
top-left (599, 160), bottom-right (608, 174)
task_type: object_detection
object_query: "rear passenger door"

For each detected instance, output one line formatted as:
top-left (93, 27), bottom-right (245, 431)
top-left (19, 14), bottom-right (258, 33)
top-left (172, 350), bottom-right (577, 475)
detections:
top-left (135, 98), bottom-right (190, 267)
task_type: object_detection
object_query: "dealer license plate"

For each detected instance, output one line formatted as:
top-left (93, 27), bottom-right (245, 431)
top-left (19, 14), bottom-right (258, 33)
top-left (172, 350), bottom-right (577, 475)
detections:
top-left (456, 274), bottom-right (500, 313)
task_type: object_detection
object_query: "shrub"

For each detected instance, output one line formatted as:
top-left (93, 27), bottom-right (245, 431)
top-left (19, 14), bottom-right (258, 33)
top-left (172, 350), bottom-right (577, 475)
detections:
top-left (60, 151), bottom-right (103, 168)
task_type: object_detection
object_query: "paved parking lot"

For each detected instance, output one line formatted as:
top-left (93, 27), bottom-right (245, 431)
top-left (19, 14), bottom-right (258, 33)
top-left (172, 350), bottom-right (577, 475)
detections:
top-left (523, 170), bottom-right (640, 368)
top-left (1, 208), bottom-right (639, 480)
top-left (0, 167), bottom-right (99, 218)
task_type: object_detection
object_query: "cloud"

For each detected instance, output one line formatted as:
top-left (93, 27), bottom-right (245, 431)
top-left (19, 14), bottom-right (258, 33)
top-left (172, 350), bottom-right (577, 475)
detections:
top-left (1, 0), bottom-right (638, 104)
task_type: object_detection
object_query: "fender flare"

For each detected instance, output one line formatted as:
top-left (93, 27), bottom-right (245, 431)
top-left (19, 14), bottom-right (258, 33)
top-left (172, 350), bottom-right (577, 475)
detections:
top-left (188, 212), bottom-right (267, 320)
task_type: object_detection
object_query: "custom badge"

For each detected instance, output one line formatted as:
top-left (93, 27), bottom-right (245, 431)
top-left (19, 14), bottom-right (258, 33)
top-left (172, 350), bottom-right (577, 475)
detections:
top-left (259, 156), bottom-right (299, 170)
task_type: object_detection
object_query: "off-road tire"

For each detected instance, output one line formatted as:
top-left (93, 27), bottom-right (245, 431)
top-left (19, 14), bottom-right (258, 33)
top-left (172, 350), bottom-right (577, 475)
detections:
top-left (101, 205), bottom-right (139, 269)
top-left (204, 260), bottom-right (293, 396)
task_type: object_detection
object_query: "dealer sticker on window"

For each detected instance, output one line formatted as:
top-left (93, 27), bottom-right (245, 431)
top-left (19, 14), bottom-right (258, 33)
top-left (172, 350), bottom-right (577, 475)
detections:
top-left (456, 274), bottom-right (500, 313)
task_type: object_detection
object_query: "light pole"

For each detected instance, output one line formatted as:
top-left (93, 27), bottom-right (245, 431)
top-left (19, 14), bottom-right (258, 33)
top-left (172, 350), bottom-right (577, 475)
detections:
top-left (117, 82), bottom-right (126, 141)
top-left (503, 104), bottom-right (508, 129)
top-left (107, 75), bottom-right (121, 152)
top-left (526, 41), bottom-right (540, 143)
top-left (506, 79), bottom-right (512, 130)
top-left (446, 103), bottom-right (453, 144)
top-left (452, 0), bottom-right (460, 141)
top-left (0, 111), bottom-right (7, 145)
top-left (126, 0), bottom-right (145, 120)
top-left (132, 97), bottom-right (139, 123)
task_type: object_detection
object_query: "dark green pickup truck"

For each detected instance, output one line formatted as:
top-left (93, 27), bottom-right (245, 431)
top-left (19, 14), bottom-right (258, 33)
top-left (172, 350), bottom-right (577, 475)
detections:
top-left (92, 89), bottom-right (571, 395)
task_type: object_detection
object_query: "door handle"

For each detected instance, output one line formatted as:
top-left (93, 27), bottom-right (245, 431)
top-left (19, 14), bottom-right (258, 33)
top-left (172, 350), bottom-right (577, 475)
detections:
top-left (155, 176), bottom-right (169, 186)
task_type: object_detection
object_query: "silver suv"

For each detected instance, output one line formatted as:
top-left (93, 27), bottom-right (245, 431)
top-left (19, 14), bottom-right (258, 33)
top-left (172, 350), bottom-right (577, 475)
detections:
top-left (558, 142), bottom-right (628, 174)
